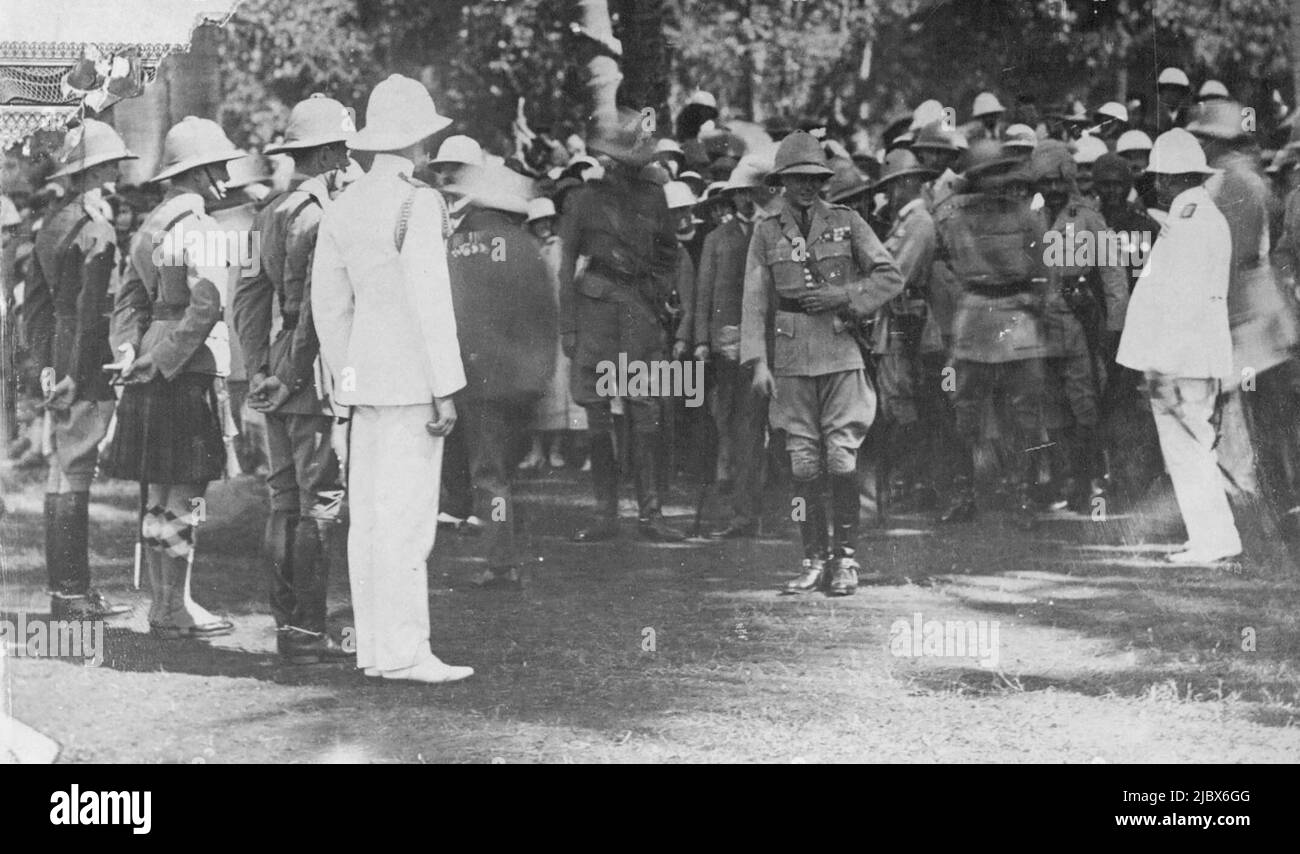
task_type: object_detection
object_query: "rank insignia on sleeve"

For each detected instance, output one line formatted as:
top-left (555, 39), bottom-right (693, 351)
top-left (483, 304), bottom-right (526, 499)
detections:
top-left (1180, 203), bottom-right (1197, 218)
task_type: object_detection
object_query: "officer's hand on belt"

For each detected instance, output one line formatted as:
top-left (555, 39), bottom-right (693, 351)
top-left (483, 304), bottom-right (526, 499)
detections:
top-left (692, 344), bottom-right (710, 362)
top-left (798, 285), bottom-right (850, 314)
top-left (426, 396), bottom-right (457, 437)
top-left (751, 362), bottom-right (776, 399)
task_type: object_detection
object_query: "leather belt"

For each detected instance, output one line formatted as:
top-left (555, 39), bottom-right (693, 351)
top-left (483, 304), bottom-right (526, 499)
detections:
top-left (776, 296), bottom-right (807, 313)
top-left (152, 303), bottom-right (189, 320)
top-left (965, 281), bottom-right (1034, 298)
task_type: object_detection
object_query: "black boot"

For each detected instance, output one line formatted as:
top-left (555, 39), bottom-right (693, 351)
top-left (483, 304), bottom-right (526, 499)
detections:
top-left (49, 493), bottom-right (129, 620)
top-left (265, 510), bottom-right (299, 628)
top-left (634, 432), bottom-right (684, 541)
top-left (829, 472), bottom-right (865, 593)
top-left (572, 432), bottom-right (620, 542)
top-left (939, 443), bottom-right (977, 523)
top-left (784, 477), bottom-right (828, 593)
top-left (1013, 449), bottom-right (1041, 531)
top-left (292, 518), bottom-right (331, 635)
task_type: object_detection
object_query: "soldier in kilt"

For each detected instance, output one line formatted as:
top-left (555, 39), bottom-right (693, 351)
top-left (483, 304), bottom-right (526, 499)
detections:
top-left (104, 117), bottom-right (243, 640)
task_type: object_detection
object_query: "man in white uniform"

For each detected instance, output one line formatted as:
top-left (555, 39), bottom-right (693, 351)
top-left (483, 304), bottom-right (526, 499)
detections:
top-left (311, 74), bottom-right (473, 683)
top-left (1117, 129), bottom-right (1241, 564)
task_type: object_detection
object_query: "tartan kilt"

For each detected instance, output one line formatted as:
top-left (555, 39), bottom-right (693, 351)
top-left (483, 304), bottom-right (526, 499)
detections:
top-left (103, 373), bottom-right (225, 484)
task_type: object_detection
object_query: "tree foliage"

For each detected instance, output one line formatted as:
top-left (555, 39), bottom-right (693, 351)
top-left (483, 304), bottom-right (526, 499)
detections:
top-left (214, 0), bottom-right (1292, 149)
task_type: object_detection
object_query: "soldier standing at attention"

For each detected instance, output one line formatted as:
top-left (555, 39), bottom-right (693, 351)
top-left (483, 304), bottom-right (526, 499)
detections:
top-left (25, 120), bottom-right (135, 620)
top-left (560, 108), bottom-right (685, 543)
top-left (232, 94), bottom-right (355, 664)
top-left (740, 131), bottom-right (904, 596)
top-left (933, 140), bottom-right (1051, 530)
top-left (311, 74), bottom-right (473, 684)
top-left (104, 117), bottom-right (243, 639)
top-left (1033, 141), bottom-right (1129, 514)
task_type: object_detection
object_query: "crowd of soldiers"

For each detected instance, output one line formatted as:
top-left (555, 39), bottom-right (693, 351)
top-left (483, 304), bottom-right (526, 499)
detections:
top-left (4, 63), bottom-right (1300, 683)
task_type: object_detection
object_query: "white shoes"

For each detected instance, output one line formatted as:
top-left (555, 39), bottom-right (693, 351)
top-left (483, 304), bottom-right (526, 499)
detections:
top-left (370, 656), bottom-right (474, 684)
top-left (1166, 546), bottom-right (1242, 565)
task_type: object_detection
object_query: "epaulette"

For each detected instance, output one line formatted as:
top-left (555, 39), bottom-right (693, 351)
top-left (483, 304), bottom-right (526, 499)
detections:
top-left (399, 173), bottom-right (432, 189)
top-left (828, 202), bottom-right (853, 213)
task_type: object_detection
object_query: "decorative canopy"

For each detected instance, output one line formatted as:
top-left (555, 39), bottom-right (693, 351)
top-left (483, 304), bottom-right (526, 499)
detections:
top-left (0, 0), bottom-right (240, 149)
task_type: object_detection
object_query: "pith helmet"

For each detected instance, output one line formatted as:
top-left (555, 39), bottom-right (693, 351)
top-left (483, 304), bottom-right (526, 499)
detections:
top-left (50, 119), bottom-right (137, 178)
top-left (432, 135), bottom-right (485, 168)
top-left (663, 180), bottom-right (697, 210)
top-left (971, 92), bottom-right (1005, 119)
top-left (1002, 124), bottom-right (1038, 152)
top-left (1186, 100), bottom-right (1250, 140)
top-left (150, 116), bottom-right (243, 183)
top-left (1094, 101), bottom-right (1128, 123)
top-left (722, 155), bottom-right (771, 191)
top-left (525, 197), bottom-right (556, 223)
top-left (348, 74), bottom-right (452, 152)
top-left (963, 138), bottom-right (1023, 181)
top-left (224, 154), bottom-right (275, 190)
top-left (770, 130), bottom-right (833, 179)
top-left (872, 148), bottom-right (937, 189)
top-left (1033, 140), bottom-right (1079, 182)
top-left (1071, 134), bottom-right (1109, 165)
top-left (264, 93), bottom-right (355, 155)
top-left (1157, 67), bottom-right (1190, 88)
top-left (911, 120), bottom-right (959, 153)
top-left (1148, 128), bottom-right (1216, 174)
top-left (1116, 129), bottom-right (1153, 153)
top-left (1198, 80), bottom-right (1230, 102)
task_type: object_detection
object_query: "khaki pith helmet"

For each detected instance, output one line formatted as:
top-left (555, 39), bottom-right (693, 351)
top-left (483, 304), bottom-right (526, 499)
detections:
top-left (150, 116), bottom-right (243, 183)
top-left (770, 130), bottom-right (833, 179)
top-left (50, 119), bottom-right (137, 179)
top-left (264, 93), bottom-right (355, 155)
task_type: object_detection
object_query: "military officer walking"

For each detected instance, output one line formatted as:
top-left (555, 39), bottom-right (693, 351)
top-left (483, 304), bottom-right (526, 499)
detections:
top-left (312, 74), bottom-right (473, 684)
top-left (232, 94), bottom-right (354, 664)
top-left (740, 131), bottom-right (904, 596)
top-left (25, 120), bottom-right (135, 620)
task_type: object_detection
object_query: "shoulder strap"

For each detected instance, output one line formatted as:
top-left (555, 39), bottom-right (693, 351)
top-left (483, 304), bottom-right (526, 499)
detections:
top-left (50, 213), bottom-right (94, 284)
top-left (394, 185), bottom-right (451, 252)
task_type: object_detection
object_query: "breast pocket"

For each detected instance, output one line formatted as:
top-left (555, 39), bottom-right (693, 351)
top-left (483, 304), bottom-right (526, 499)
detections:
top-left (765, 245), bottom-right (808, 292)
top-left (810, 239), bottom-right (853, 284)
top-left (773, 311), bottom-right (799, 373)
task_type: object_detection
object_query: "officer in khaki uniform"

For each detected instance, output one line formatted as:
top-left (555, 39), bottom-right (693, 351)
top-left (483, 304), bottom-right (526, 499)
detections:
top-left (232, 94), bottom-right (354, 664)
top-left (934, 140), bottom-right (1051, 529)
top-left (25, 120), bottom-right (135, 620)
top-left (1032, 141), bottom-right (1129, 512)
top-left (740, 131), bottom-right (904, 596)
top-left (559, 108), bottom-right (684, 543)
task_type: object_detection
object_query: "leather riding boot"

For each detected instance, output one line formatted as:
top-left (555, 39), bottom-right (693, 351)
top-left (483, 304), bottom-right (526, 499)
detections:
top-left (794, 476), bottom-right (828, 560)
top-left (939, 444), bottom-right (978, 523)
top-left (573, 432), bottom-right (620, 541)
top-left (43, 494), bottom-right (62, 594)
top-left (265, 510), bottom-right (298, 629)
top-left (635, 433), bottom-right (684, 541)
top-left (292, 518), bottom-right (331, 634)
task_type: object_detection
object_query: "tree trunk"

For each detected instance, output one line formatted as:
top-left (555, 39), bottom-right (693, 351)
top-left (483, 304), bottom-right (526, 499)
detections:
top-left (577, 0), bottom-right (622, 122)
top-left (1292, 0), bottom-right (1300, 138)
top-left (112, 23), bottom-right (222, 185)
top-left (620, 0), bottom-right (670, 120)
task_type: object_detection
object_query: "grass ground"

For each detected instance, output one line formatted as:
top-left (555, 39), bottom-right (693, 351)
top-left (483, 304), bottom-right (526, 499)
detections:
top-left (3, 460), bottom-right (1300, 763)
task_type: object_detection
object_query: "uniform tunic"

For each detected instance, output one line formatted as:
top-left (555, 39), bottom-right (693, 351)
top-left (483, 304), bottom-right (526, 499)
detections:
top-left (312, 153), bottom-right (465, 673)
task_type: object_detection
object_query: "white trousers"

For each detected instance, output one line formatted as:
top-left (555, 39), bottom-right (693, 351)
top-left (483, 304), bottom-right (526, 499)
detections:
top-left (347, 404), bottom-right (443, 671)
top-left (1147, 375), bottom-right (1242, 556)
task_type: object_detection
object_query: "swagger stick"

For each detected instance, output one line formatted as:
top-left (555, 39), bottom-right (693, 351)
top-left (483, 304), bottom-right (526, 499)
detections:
top-left (134, 481), bottom-right (146, 589)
